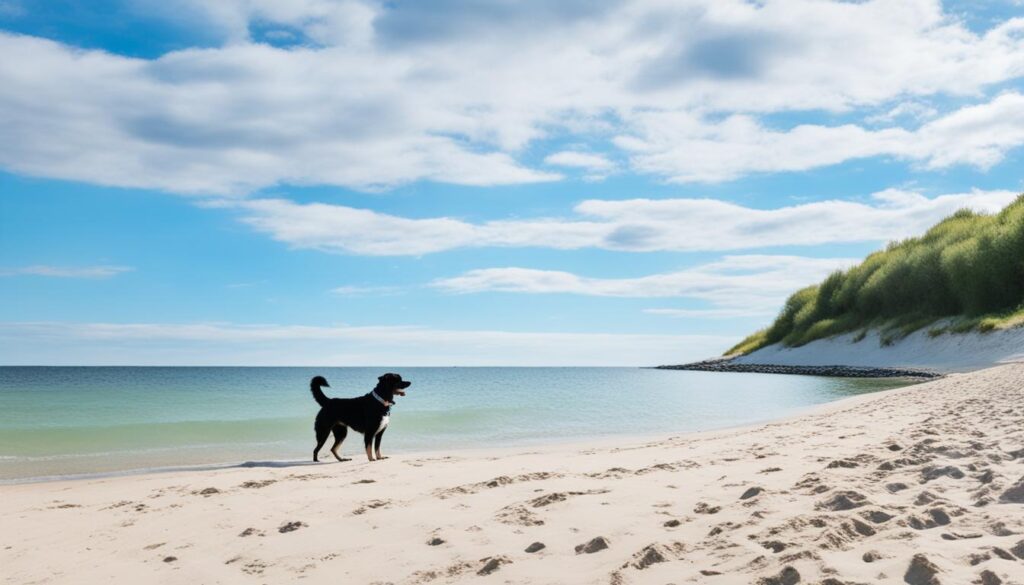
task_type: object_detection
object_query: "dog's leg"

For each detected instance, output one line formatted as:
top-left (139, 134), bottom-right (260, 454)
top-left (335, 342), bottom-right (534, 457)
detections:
top-left (313, 420), bottom-right (331, 462)
top-left (363, 431), bottom-right (375, 462)
top-left (374, 428), bottom-right (387, 460)
top-left (330, 425), bottom-right (349, 462)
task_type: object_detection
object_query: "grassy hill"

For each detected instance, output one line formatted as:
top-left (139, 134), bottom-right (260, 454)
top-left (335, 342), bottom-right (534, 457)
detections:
top-left (729, 195), bottom-right (1024, 356)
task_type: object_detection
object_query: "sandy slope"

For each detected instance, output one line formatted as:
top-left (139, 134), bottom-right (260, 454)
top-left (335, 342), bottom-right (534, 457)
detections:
top-left (3, 365), bottom-right (1024, 585)
top-left (734, 327), bottom-right (1024, 373)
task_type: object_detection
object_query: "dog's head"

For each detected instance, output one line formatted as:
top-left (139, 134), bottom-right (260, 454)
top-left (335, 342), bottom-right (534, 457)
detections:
top-left (375, 373), bottom-right (411, 401)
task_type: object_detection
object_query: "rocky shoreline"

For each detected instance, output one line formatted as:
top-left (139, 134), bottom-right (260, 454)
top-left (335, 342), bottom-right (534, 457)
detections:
top-left (655, 357), bottom-right (941, 379)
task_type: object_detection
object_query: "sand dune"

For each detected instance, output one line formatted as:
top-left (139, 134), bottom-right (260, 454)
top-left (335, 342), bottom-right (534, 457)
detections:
top-left (3, 365), bottom-right (1024, 584)
top-left (734, 327), bottom-right (1024, 373)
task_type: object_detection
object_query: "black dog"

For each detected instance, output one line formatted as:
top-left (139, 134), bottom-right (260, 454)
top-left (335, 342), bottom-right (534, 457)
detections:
top-left (310, 373), bottom-right (411, 462)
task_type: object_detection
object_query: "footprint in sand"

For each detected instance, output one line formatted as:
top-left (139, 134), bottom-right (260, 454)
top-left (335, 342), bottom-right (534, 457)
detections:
top-left (903, 554), bottom-right (941, 585)
top-left (495, 504), bottom-right (544, 526)
top-left (694, 502), bottom-right (721, 514)
top-left (622, 542), bottom-right (685, 570)
top-left (524, 542), bottom-right (545, 553)
top-left (904, 508), bottom-right (951, 530)
top-left (239, 480), bottom-right (275, 489)
top-left (476, 556), bottom-right (511, 575)
top-left (940, 531), bottom-right (982, 540)
top-left (352, 499), bottom-right (391, 515)
top-left (756, 565), bottom-right (799, 585)
top-left (241, 560), bottom-right (267, 575)
top-left (436, 472), bottom-right (561, 498)
top-left (998, 477), bottom-right (1024, 503)
top-left (740, 486), bottom-right (764, 500)
top-left (921, 465), bottom-right (965, 482)
top-left (528, 490), bottom-right (607, 508)
top-left (278, 521), bottom-right (306, 533)
top-left (860, 509), bottom-right (894, 524)
top-left (816, 490), bottom-right (868, 511)
top-left (575, 536), bottom-right (610, 554)
top-left (988, 521), bottom-right (1016, 536)
top-left (817, 518), bottom-right (876, 550)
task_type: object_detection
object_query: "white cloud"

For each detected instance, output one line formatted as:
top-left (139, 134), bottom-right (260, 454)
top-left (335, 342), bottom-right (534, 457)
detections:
top-left (0, 321), bottom-right (732, 366)
top-left (913, 92), bottom-right (1024, 168)
top-left (865, 100), bottom-right (939, 124)
top-left (619, 92), bottom-right (1024, 182)
top-left (431, 255), bottom-right (855, 316)
top-left (1, 1), bottom-right (1023, 192)
top-left (544, 151), bottom-right (616, 180)
top-left (0, 265), bottom-right (133, 278)
top-left (223, 188), bottom-right (1018, 255)
top-left (0, 34), bottom-right (559, 194)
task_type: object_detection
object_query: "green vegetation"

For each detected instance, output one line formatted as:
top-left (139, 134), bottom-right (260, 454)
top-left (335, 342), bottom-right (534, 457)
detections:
top-left (729, 195), bottom-right (1024, 355)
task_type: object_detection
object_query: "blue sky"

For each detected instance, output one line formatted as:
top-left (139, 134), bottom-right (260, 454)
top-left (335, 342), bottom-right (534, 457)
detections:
top-left (1, 0), bottom-right (1023, 365)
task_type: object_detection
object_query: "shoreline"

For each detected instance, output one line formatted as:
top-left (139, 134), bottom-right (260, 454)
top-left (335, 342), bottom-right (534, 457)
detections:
top-left (4, 364), bottom-right (1022, 584)
top-left (0, 376), bottom-right (921, 487)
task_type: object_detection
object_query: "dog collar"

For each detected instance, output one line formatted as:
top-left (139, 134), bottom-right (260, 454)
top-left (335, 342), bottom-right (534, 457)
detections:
top-left (370, 391), bottom-right (393, 407)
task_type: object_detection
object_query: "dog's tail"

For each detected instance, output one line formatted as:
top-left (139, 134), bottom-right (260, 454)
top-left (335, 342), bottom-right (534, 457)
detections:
top-left (310, 376), bottom-right (331, 407)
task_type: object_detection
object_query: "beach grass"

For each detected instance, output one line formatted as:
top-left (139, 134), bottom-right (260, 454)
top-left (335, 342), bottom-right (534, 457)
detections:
top-left (730, 195), bottom-right (1024, 355)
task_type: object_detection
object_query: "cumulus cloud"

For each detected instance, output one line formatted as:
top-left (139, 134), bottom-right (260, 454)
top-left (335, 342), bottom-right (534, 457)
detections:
top-left (0, 321), bottom-right (732, 366)
top-left (222, 189), bottom-right (1018, 255)
top-left (0, 33), bottom-right (559, 194)
top-left (0, 265), bottom-right (134, 278)
top-left (618, 92), bottom-right (1024, 182)
top-left (431, 255), bottom-right (855, 316)
top-left (544, 151), bottom-right (617, 180)
top-left (1, 1), bottom-right (1023, 192)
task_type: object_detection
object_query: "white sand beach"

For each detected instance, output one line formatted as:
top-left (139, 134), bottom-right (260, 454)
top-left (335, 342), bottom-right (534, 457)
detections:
top-left (3, 364), bottom-right (1024, 585)
top-left (735, 328), bottom-right (1024, 373)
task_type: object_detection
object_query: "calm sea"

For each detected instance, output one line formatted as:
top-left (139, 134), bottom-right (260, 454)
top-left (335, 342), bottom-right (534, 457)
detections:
top-left (0, 367), bottom-right (909, 482)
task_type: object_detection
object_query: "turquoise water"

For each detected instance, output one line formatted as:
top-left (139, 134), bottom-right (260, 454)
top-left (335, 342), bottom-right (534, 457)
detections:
top-left (0, 367), bottom-right (910, 482)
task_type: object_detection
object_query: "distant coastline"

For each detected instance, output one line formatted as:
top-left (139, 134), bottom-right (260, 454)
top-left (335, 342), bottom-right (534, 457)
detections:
top-left (655, 357), bottom-right (939, 379)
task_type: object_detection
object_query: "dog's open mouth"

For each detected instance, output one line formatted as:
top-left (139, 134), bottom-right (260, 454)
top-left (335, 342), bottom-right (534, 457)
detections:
top-left (394, 381), bottom-right (411, 396)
